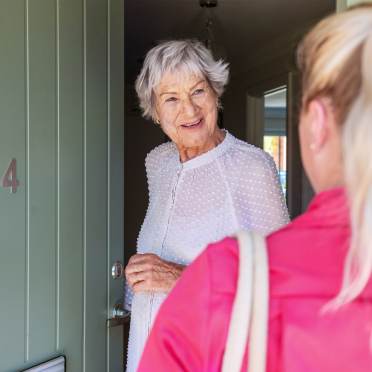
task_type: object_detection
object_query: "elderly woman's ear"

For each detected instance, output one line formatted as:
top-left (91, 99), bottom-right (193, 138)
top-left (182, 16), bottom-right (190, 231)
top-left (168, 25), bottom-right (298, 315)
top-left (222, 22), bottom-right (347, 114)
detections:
top-left (153, 113), bottom-right (160, 125)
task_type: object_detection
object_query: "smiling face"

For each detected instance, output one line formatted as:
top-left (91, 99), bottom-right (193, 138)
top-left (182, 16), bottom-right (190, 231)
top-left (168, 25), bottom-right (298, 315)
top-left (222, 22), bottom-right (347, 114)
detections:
top-left (154, 70), bottom-right (220, 151)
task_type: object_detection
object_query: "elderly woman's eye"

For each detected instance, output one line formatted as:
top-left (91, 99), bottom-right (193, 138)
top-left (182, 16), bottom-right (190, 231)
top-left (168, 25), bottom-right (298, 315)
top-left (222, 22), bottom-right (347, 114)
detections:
top-left (165, 97), bottom-right (177, 103)
top-left (193, 88), bottom-right (205, 95)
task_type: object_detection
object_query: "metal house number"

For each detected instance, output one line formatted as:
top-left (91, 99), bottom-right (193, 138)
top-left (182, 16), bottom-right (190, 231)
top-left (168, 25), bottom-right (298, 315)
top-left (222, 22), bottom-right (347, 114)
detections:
top-left (1, 159), bottom-right (19, 193)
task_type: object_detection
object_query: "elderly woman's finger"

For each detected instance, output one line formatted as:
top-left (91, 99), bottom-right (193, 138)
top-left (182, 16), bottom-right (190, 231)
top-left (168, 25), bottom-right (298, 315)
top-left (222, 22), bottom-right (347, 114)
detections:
top-left (129, 253), bottom-right (159, 264)
top-left (126, 270), bottom-right (149, 287)
top-left (125, 261), bottom-right (154, 275)
top-left (128, 254), bottom-right (146, 264)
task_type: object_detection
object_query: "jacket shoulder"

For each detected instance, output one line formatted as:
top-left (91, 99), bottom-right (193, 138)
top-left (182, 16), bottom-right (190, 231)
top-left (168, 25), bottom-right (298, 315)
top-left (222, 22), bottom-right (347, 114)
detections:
top-left (145, 141), bottom-right (176, 175)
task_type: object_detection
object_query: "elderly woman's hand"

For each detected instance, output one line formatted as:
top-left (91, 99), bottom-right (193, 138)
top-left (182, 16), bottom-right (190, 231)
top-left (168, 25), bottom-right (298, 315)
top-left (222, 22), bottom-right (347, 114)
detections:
top-left (125, 253), bottom-right (185, 293)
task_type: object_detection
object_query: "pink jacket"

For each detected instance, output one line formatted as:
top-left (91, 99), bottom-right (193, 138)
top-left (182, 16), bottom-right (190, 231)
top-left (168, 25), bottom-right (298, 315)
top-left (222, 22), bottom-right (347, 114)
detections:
top-left (138, 188), bottom-right (372, 372)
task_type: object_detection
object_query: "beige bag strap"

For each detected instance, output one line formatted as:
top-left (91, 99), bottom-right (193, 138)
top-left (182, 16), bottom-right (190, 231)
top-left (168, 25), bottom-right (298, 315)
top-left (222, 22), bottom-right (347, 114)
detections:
top-left (221, 231), bottom-right (269, 372)
top-left (221, 231), bottom-right (254, 372)
top-left (248, 232), bottom-right (269, 372)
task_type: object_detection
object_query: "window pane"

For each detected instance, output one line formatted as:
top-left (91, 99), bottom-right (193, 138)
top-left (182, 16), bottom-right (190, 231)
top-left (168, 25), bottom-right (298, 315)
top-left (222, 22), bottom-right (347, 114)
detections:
top-left (263, 87), bottom-right (287, 196)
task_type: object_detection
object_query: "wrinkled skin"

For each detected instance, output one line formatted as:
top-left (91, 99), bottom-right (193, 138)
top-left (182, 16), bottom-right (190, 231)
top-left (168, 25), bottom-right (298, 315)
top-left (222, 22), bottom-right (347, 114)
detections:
top-left (125, 253), bottom-right (185, 293)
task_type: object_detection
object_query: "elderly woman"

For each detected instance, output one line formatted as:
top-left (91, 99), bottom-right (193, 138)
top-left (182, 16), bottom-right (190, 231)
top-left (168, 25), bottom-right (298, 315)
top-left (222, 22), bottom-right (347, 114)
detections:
top-left (124, 39), bottom-right (289, 371)
top-left (138, 6), bottom-right (372, 372)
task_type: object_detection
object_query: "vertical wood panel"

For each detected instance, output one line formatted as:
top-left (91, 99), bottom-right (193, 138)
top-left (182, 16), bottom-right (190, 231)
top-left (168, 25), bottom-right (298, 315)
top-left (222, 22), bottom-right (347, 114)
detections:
top-left (28, 0), bottom-right (57, 361)
top-left (108, 0), bottom-right (125, 370)
top-left (56, 0), bottom-right (61, 351)
top-left (58, 0), bottom-right (84, 370)
top-left (84, 0), bottom-right (108, 370)
top-left (0, 0), bottom-right (26, 370)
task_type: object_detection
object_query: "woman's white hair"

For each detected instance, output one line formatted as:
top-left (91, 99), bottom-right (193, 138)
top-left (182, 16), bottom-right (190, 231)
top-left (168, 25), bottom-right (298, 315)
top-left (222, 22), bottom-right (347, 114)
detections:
top-left (297, 4), bottom-right (372, 309)
top-left (135, 39), bottom-right (229, 121)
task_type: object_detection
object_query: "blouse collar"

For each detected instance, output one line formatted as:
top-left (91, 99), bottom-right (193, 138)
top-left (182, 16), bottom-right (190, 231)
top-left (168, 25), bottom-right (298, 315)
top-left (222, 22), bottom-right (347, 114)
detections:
top-left (174, 130), bottom-right (235, 170)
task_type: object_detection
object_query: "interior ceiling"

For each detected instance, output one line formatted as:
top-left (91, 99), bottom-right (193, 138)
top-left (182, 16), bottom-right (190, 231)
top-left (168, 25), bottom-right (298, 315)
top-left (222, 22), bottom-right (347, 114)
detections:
top-left (125, 0), bottom-right (335, 84)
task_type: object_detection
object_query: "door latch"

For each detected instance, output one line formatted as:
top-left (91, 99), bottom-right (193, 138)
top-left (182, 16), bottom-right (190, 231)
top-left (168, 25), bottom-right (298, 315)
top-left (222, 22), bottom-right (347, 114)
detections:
top-left (107, 301), bottom-right (130, 328)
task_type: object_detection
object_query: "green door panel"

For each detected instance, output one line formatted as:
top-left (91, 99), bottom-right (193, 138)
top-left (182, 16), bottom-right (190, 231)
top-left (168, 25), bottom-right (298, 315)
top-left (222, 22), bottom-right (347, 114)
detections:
top-left (28, 0), bottom-right (57, 361)
top-left (0, 1), bottom-right (27, 368)
top-left (108, 1), bottom-right (125, 371)
top-left (58, 0), bottom-right (85, 370)
top-left (0, 0), bottom-right (124, 371)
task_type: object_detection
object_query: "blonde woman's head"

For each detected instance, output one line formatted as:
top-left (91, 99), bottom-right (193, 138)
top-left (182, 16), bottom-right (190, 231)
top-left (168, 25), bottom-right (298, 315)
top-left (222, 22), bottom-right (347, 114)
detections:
top-left (297, 3), bottom-right (372, 124)
top-left (297, 3), bottom-right (372, 308)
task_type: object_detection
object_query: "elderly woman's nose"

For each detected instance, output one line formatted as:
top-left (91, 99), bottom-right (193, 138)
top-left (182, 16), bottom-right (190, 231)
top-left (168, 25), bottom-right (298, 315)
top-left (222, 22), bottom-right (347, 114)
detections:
top-left (180, 96), bottom-right (198, 116)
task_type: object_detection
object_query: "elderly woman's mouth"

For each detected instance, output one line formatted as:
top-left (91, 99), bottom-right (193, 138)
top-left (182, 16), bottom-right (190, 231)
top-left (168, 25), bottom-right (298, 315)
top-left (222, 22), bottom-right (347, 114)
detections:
top-left (181, 119), bottom-right (203, 129)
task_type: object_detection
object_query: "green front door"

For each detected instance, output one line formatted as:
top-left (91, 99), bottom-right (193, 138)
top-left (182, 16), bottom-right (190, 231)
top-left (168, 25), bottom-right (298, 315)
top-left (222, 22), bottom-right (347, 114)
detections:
top-left (0, 0), bottom-right (124, 371)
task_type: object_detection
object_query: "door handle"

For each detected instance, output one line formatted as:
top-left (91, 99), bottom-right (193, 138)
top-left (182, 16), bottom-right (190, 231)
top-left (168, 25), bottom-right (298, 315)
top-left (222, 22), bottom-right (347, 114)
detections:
top-left (107, 301), bottom-right (130, 328)
top-left (112, 261), bottom-right (124, 279)
top-left (109, 262), bottom-right (128, 327)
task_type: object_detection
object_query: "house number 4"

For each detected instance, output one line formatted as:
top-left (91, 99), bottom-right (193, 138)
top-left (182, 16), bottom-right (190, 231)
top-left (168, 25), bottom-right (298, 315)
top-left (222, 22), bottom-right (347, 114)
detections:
top-left (2, 159), bottom-right (19, 193)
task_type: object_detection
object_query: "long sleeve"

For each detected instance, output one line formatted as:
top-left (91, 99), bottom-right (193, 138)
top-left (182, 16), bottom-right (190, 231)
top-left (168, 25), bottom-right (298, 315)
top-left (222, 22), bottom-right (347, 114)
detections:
top-left (137, 248), bottom-right (212, 372)
top-left (249, 152), bottom-right (289, 234)
top-left (226, 143), bottom-right (289, 236)
top-left (124, 282), bottom-right (133, 311)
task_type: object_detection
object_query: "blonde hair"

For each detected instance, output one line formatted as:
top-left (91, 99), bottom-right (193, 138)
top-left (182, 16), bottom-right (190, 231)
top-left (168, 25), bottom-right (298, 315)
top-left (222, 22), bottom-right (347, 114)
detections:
top-left (297, 4), bottom-right (372, 308)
